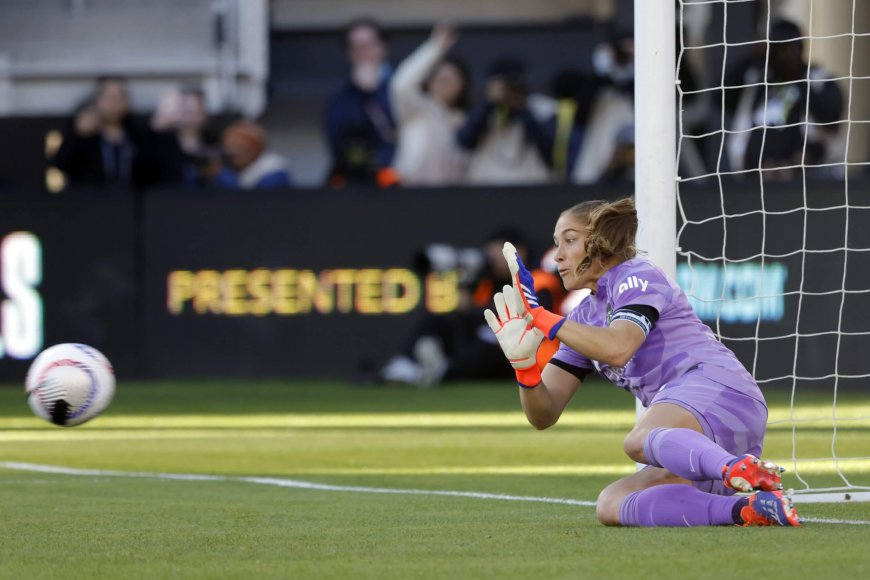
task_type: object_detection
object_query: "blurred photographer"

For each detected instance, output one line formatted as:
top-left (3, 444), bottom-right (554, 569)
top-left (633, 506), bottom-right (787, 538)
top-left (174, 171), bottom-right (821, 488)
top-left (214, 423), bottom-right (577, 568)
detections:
top-left (727, 18), bottom-right (843, 179)
top-left (50, 76), bottom-right (158, 190)
top-left (532, 69), bottom-right (599, 182)
top-left (456, 57), bottom-right (551, 184)
top-left (572, 28), bottom-right (636, 184)
top-left (150, 87), bottom-right (221, 187)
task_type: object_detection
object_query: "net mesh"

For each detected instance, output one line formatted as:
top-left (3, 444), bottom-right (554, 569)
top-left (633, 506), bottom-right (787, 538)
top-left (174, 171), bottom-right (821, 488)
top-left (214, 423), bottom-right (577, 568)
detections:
top-left (676, 0), bottom-right (870, 495)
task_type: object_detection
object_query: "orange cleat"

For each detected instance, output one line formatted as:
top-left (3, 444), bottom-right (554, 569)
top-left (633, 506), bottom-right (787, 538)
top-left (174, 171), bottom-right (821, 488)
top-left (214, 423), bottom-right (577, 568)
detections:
top-left (739, 491), bottom-right (800, 527)
top-left (723, 454), bottom-right (785, 492)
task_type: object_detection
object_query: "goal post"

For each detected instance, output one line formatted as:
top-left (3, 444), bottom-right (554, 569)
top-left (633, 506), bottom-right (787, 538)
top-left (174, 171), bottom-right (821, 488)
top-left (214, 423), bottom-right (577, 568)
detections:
top-left (634, 0), bottom-right (677, 428)
top-left (634, 0), bottom-right (677, 278)
top-left (636, 0), bottom-right (870, 502)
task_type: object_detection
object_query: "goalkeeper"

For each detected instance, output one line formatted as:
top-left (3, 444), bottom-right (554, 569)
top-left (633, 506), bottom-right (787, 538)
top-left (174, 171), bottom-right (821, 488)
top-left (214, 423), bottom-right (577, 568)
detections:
top-left (486, 197), bottom-right (799, 527)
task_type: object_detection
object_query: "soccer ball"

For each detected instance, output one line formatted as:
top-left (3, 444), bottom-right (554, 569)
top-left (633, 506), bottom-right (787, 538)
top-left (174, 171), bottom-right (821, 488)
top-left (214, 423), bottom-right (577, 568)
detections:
top-left (25, 343), bottom-right (115, 427)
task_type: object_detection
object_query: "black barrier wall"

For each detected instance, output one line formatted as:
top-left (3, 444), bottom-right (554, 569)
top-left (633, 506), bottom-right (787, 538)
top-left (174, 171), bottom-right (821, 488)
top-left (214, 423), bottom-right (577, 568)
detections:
top-left (143, 186), bottom-right (590, 378)
top-left (2, 183), bottom-right (869, 384)
top-left (678, 182), bottom-right (870, 388)
top-left (0, 190), bottom-right (138, 381)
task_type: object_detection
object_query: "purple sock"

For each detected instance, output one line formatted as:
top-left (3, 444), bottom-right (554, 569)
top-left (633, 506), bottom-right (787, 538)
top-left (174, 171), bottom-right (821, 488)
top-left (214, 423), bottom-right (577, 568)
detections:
top-left (642, 427), bottom-right (736, 481)
top-left (618, 484), bottom-right (745, 527)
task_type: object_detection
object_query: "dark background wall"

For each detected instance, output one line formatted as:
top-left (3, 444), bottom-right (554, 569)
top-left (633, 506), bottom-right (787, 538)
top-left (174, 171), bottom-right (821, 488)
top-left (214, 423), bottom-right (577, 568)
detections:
top-left (3, 181), bottom-right (869, 388)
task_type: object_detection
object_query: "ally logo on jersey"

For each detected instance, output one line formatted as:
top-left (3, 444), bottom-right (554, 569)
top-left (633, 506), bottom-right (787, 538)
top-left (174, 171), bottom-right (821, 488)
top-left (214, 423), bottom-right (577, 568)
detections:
top-left (617, 275), bottom-right (648, 294)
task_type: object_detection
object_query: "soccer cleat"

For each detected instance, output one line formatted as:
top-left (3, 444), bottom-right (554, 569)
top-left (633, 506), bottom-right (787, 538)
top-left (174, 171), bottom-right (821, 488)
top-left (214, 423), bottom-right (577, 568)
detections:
top-left (739, 491), bottom-right (800, 527)
top-left (723, 454), bottom-right (785, 492)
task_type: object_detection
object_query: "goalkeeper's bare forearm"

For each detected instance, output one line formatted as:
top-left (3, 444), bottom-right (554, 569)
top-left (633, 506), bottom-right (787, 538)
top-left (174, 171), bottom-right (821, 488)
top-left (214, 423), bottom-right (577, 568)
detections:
top-left (518, 365), bottom-right (582, 430)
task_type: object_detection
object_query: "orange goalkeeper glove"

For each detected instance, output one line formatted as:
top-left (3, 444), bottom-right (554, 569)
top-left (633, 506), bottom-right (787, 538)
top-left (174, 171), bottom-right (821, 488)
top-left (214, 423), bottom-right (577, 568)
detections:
top-left (484, 285), bottom-right (545, 388)
top-left (502, 242), bottom-right (566, 340)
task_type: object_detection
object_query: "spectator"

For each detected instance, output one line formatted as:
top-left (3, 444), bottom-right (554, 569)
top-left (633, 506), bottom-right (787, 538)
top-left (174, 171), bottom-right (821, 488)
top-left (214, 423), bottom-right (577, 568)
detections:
top-left (572, 28), bottom-right (635, 184)
top-left (676, 24), bottom-right (714, 180)
top-left (150, 87), bottom-right (221, 187)
top-left (727, 18), bottom-right (843, 179)
top-left (324, 18), bottom-right (396, 187)
top-left (533, 69), bottom-right (598, 182)
top-left (50, 76), bottom-right (158, 189)
top-left (457, 57), bottom-right (552, 185)
top-left (379, 229), bottom-right (564, 386)
top-left (390, 23), bottom-right (470, 186)
top-left (214, 120), bottom-right (292, 189)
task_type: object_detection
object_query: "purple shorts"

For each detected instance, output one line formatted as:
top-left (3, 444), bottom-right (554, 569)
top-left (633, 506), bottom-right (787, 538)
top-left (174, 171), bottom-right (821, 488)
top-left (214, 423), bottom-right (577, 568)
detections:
top-left (650, 372), bottom-right (768, 495)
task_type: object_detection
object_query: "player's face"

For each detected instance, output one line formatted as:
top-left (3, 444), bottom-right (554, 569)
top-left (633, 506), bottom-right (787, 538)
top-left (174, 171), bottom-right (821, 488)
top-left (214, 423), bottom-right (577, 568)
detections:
top-left (553, 214), bottom-right (598, 292)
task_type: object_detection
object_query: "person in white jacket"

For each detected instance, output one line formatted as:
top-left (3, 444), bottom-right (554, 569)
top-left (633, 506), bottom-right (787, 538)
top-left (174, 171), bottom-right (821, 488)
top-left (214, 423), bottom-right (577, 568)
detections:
top-left (390, 24), bottom-right (470, 186)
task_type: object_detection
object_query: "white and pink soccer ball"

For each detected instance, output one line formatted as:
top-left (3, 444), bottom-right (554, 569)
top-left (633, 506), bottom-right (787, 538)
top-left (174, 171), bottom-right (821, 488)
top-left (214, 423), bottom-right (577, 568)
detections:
top-left (25, 343), bottom-right (115, 427)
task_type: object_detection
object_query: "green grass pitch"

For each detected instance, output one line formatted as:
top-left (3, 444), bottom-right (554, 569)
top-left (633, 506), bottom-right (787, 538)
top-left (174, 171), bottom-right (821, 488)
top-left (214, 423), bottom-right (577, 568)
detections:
top-left (1, 379), bottom-right (868, 579)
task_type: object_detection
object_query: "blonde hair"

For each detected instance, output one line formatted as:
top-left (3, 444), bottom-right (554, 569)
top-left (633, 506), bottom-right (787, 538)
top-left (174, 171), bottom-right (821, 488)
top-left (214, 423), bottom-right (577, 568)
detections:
top-left (561, 197), bottom-right (637, 274)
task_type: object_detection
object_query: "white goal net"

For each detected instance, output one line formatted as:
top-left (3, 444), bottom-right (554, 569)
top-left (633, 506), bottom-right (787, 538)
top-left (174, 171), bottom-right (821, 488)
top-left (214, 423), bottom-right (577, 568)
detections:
top-left (674, 0), bottom-right (870, 501)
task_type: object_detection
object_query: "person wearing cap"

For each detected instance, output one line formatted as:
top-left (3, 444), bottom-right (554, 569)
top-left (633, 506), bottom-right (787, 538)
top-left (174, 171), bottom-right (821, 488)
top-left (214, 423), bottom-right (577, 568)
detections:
top-left (214, 120), bottom-right (292, 189)
top-left (456, 56), bottom-right (552, 185)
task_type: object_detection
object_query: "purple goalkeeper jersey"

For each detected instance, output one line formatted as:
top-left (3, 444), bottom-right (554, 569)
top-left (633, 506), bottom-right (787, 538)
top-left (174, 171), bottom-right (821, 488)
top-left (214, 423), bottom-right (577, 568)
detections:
top-left (551, 257), bottom-right (763, 407)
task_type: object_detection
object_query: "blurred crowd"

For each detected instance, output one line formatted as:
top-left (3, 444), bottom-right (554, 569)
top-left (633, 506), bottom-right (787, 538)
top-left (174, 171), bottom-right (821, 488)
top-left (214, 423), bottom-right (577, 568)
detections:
top-left (46, 16), bottom-right (845, 192)
top-left (50, 78), bottom-right (293, 191)
top-left (33, 15), bottom-right (851, 388)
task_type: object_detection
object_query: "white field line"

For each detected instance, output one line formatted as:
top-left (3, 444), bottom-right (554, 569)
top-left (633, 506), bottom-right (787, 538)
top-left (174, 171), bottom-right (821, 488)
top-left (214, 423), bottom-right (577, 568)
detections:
top-left (800, 517), bottom-right (870, 525)
top-left (3, 461), bottom-right (870, 524)
top-left (0, 461), bottom-right (594, 507)
top-left (791, 491), bottom-right (870, 503)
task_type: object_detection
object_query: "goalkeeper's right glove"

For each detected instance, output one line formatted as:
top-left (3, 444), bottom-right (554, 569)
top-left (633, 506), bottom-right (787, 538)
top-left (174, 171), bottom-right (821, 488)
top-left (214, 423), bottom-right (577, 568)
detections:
top-left (502, 242), bottom-right (566, 340)
top-left (484, 285), bottom-right (545, 388)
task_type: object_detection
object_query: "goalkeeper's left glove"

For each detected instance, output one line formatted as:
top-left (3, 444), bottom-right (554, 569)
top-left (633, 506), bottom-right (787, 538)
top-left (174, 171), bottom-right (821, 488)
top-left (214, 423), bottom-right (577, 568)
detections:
top-left (484, 285), bottom-right (545, 388)
top-left (502, 242), bottom-right (566, 340)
